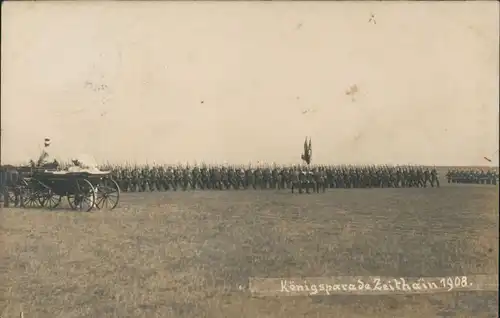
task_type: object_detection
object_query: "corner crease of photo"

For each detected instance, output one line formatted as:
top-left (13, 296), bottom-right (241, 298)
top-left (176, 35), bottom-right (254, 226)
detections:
top-left (1, 1), bottom-right (499, 166)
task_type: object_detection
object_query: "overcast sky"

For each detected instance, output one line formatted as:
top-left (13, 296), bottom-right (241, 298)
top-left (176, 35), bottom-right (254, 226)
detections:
top-left (2, 1), bottom-right (498, 165)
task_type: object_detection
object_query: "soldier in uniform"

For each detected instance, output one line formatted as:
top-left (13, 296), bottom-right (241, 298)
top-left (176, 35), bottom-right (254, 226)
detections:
top-left (262, 167), bottom-right (271, 190)
top-left (191, 165), bottom-right (201, 190)
top-left (164, 166), bottom-right (174, 191)
top-left (156, 166), bottom-right (166, 191)
top-left (182, 165), bottom-right (192, 191)
top-left (173, 167), bottom-right (183, 190)
top-left (131, 167), bottom-right (140, 192)
top-left (200, 165), bottom-right (209, 190)
top-left (416, 168), bottom-right (424, 188)
top-left (254, 167), bottom-right (263, 190)
top-left (423, 168), bottom-right (431, 187)
top-left (430, 167), bottom-right (440, 187)
top-left (313, 167), bottom-right (326, 193)
top-left (236, 167), bottom-right (246, 189)
top-left (270, 166), bottom-right (279, 189)
top-left (245, 167), bottom-right (254, 189)
top-left (210, 167), bottom-right (222, 190)
top-left (220, 167), bottom-right (230, 190)
top-left (123, 167), bottom-right (132, 192)
top-left (140, 166), bottom-right (150, 192)
top-left (278, 167), bottom-right (288, 189)
top-left (290, 167), bottom-right (302, 194)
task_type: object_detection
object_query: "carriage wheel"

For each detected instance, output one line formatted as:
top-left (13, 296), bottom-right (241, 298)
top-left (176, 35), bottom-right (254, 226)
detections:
top-left (67, 179), bottom-right (96, 212)
top-left (20, 186), bottom-right (43, 208)
top-left (95, 178), bottom-right (120, 210)
top-left (16, 178), bottom-right (43, 208)
top-left (34, 180), bottom-right (62, 210)
top-left (40, 190), bottom-right (62, 209)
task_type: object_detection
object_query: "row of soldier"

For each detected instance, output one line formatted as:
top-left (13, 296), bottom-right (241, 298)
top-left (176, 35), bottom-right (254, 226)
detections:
top-left (106, 164), bottom-right (442, 193)
top-left (446, 169), bottom-right (498, 185)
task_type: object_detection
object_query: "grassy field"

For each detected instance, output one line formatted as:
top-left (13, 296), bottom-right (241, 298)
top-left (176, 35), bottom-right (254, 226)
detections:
top-left (1, 183), bottom-right (498, 317)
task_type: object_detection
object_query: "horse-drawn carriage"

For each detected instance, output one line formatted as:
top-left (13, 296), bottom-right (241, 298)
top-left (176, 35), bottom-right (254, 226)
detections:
top-left (4, 160), bottom-right (120, 211)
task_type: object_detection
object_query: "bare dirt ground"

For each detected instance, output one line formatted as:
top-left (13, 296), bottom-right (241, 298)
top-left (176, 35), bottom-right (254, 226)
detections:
top-left (1, 183), bottom-right (498, 318)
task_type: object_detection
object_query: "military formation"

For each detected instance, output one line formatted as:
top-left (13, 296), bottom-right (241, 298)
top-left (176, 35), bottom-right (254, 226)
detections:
top-left (3, 139), bottom-right (496, 205)
top-left (2, 163), bottom-right (498, 203)
top-left (102, 164), bottom-right (443, 193)
top-left (446, 168), bottom-right (498, 185)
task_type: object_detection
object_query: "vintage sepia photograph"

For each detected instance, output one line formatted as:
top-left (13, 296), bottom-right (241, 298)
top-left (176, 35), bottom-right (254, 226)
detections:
top-left (1, 1), bottom-right (499, 317)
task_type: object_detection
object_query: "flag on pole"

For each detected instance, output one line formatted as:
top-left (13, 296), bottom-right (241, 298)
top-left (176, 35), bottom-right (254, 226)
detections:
top-left (301, 137), bottom-right (312, 165)
top-left (308, 137), bottom-right (312, 157)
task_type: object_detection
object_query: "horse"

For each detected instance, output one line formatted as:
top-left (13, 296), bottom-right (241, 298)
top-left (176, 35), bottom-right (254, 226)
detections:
top-left (0, 165), bottom-right (23, 206)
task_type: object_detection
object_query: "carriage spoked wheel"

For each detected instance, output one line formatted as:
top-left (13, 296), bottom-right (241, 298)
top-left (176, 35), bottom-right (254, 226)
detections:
top-left (40, 189), bottom-right (62, 209)
top-left (32, 180), bottom-right (62, 210)
top-left (94, 178), bottom-right (120, 210)
top-left (67, 179), bottom-right (96, 212)
top-left (20, 187), bottom-right (44, 208)
top-left (18, 179), bottom-right (44, 208)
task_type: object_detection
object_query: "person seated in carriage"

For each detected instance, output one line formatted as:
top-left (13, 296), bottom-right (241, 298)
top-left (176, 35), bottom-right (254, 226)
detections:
top-left (67, 155), bottom-right (100, 172)
top-left (26, 138), bottom-right (58, 169)
top-left (31, 148), bottom-right (59, 170)
top-left (67, 159), bottom-right (83, 172)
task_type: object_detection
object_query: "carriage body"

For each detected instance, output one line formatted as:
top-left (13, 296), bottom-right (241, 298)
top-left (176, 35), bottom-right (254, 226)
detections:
top-left (33, 170), bottom-right (110, 196)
